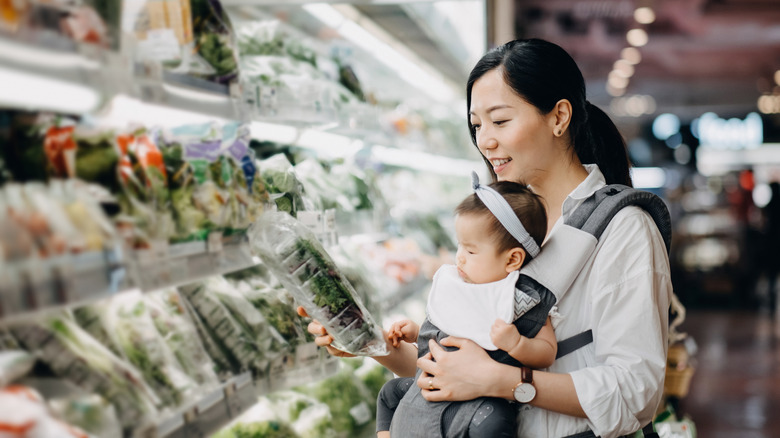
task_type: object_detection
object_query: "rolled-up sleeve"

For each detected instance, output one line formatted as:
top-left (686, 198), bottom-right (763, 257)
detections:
top-left (570, 209), bottom-right (672, 438)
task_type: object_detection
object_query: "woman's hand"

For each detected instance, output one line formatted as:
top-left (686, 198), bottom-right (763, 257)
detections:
top-left (416, 336), bottom-right (503, 402)
top-left (296, 306), bottom-right (355, 358)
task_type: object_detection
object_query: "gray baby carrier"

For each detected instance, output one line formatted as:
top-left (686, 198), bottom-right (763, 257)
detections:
top-left (389, 184), bottom-right (671, 438)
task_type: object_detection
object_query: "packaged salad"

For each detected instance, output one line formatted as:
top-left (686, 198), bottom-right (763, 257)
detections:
top-left (249, 212), bottom-right (387, 357)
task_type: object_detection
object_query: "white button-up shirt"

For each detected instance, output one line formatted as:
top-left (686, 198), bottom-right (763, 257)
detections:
top-left (517, 164), bottom-right (672, 438)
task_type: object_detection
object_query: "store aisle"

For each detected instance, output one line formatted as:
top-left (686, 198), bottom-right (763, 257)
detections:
top-left (677, 309), bottom-right (780, 438)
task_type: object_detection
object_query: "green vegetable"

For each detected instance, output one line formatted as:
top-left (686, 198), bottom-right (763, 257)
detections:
top-left (74, 134), bottom-right (120, 193)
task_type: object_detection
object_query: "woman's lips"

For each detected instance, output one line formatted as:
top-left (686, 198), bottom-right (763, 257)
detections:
top-left (491, 157), bottom-right (512, 174)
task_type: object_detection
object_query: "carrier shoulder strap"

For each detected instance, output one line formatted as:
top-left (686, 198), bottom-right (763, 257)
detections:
top-left (556, 185), bottom-right (673, 359)
top-left (565, 184), bottom-right (672, 255)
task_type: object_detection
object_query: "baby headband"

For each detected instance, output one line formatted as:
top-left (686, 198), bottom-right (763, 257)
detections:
top-left (471, 171), bottom-right (541, 258)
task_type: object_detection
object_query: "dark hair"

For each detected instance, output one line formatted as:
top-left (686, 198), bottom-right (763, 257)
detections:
top-left (455, 181), bottom-right (547, 265)
top-left (466, 38), bottom-right (632, 187)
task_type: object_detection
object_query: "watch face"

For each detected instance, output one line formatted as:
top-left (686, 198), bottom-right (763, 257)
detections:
top-left (513, 382), bottom-right (536, 403)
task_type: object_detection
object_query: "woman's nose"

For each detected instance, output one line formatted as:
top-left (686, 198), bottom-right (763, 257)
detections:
top-left (477, 130), bottom-right (497, 153)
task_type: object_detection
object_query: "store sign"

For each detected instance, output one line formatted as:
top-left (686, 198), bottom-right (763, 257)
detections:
top-left (693, 112), bottom-right (763, 150)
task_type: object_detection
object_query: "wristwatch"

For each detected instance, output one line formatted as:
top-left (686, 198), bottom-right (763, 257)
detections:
top-left (512, 367), bottom-right (536, 403)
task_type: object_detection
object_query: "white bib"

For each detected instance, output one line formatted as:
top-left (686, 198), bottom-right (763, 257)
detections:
top-left (426, 265), bottom-right (520, 351)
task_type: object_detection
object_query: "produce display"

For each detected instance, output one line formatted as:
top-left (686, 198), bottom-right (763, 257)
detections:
top-left (250, 211), bottom-right (387, 357)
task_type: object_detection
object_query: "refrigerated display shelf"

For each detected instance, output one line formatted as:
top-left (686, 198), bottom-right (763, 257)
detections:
top-left (0, 234), bottom-right (257, 324)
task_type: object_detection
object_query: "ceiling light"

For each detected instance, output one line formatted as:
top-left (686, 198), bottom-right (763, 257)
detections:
top-left (621, 47), bottom-right (642, 65)
top-left (634, 7), bottom-right (656, 24)
top-left (627, 29), bottom-right (649, 47)
top-left (607, 84), bottom-right (626, 97)
top-left (775, 70), bottom-right (780, 86)
top-left (608, 71), bottom-right (629, 89)
top-left (613, 59), bottom-right (635, 78)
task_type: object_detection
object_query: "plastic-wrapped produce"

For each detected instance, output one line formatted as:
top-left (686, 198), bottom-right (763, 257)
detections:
top-left (231, 279), bottom-right (310, 348)
top-left (100, 291), bottom-right (199, 408)
top-left (146, 288), bottom-right (220, 388)
top-left (11, 316), bottom-right (161, 429)
top-left (249, 212), bottom-right (387, 357)
top-left (0, 385), bottom-right (90, 438)
top-left (178, 280), bottom-right (268, 376)
top-left (257, 153), bottom-right (308, 217)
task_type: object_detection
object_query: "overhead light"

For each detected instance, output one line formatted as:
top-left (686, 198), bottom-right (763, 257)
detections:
top-left (634, 7), bottom-right (656, 24)
top-left (94, 94), bottom-right (225, 128)
top-left (631, 167), bottom-right (666, 189)
top-left (303, 4), bottom-right (459, 103)
top-left (775, 70), bottom-right (780, 86)
top-left (250, 121), bottom-right (299, 144)
top-left (627, 28), bottom-right (649, 47)
top-left (607, 84), bottom-right (626, 97)
top-left (620, 47), bottom-right (642, 65)
top-left (613, 59), bottom-right (635, 78)
top-left (370, 144), bottom-right (477, 176)
top-left (0, 66), bottom-right (101, 114)
top-left (608, 71), bottom-right (629, 89)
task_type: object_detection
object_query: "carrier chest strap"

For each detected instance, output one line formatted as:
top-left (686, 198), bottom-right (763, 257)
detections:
top-left (556, 329), bottom-right (593, 359)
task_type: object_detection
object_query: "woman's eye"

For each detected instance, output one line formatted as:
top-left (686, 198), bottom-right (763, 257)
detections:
top-left (494, 120), bottom-right (507, 126)
top-left (472, 124), bottom-right (481, 130)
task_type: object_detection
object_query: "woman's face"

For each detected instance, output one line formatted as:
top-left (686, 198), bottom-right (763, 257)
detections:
top-left (469, 68), bottom-right (558, 184)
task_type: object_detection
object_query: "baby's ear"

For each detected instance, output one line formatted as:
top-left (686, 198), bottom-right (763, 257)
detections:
top-left (505, 248), bottom-right (526, 272)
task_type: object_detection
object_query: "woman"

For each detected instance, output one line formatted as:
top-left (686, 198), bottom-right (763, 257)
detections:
top-left (300, 38), bottom-right (672, 438)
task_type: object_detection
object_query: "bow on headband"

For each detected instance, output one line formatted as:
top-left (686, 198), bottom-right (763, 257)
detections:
top-left (471, 171), bottom-right (541, 258)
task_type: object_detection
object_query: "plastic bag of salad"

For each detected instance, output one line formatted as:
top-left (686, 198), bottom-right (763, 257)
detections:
top-left (249, 211), bottom-right (387, 357)
top-left (11, 315), bottom-right (161, 429)
top-left (100, 291), bottom-right (199, 408)
top-left (183, 0), bottom-right (239, 84)
top-left (145, 288), bottom-right (220, 389)
top-left (115, 129), bottom-right (174, 248)
top-left (123, 0), bottom-right (194, 66)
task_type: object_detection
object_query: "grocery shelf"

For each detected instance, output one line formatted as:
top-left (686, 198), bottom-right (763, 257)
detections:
top-left (143, 351), bottom-right (340, 438)
top-left (0, 234), bottom-right (257, 325)
top-left (132, 234), bottom-right (256, 292)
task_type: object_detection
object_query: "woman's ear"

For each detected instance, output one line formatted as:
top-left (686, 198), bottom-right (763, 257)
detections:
top-left (551, 99), bottom-right (573, 137)
top-left (505, 248), bottom-right (526, 272)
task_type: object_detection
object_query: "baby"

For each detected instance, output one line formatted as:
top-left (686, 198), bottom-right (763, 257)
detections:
top-left (376, 173), bottom-right (557, 438)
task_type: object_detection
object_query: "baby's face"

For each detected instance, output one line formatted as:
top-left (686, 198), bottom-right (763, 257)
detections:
top-left (454, 213), bottom-right (513, 284)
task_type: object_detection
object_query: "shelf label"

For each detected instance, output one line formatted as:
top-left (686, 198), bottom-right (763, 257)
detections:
top-left (207, 232), bottom-right (224, 253)
top-left (297, 211), bottom-right (322, 233)
top-left (295, 342), bottom-right (320, 368)
top-left (349, 401), bottom-right (372, 425)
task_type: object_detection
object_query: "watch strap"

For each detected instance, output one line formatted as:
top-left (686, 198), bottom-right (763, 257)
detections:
top-left (521, 366), bottom-right (533, 384)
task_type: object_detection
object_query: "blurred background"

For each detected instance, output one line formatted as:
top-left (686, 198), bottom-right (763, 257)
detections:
top-left (0, 0), bottom-right (779, 437)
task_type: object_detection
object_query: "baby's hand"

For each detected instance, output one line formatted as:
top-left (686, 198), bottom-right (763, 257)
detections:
top-left (490, 319), bottom-right (522, 352)
top-left (387, 319), bottom-right (419, 347)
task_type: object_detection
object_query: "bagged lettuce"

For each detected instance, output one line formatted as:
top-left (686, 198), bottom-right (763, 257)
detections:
top-left (249, 212), bottom-right (387, 357)
top-left (11, 315), bottom-right (161, 429)
top-left (146, 288), bottom-right (220, 388)
top-left (100, 291), bottom-right (199, 408)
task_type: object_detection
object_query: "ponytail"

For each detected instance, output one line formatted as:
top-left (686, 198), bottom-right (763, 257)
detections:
top-left (576, 102), bottom-right (633, 187)
top-left (467, 39), bottom-right (633, 187)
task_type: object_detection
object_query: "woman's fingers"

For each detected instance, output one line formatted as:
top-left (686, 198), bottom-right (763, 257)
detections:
top-left (296, 306), bottom-right (309, 318)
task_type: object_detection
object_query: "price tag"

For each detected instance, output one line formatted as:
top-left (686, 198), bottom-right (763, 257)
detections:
top-left (295, 342), bottom-right (320, 368)
top-left (297, 211), bottom-right (323, 234)
top-left (323, 209), bottom-right (336, 232)
top-left (349, 401), bottom-right (372, 425)
top-left (207, 232), bottom-right (224, 253)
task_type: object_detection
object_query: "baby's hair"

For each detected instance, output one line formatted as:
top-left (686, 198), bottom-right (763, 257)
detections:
top-left (455, 181), bottom-right (547, 263)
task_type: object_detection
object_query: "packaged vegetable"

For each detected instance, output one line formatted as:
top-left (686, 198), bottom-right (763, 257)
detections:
top-left (188, 0), bottom-right (239, 84)
top-left (11, 316), bottom-right (161, 429)
top-left (0, 384), bottom-right (89, 438)
top-left (123, 0), bottom-right (193, 65)
top-left (249, 212), bottom-right (387, 357)
top-left (100, 291), bottom-right (199, 408)
top-left (0, 350), bottom-right (35, 387)
top-left (257, 153), bottom-right (308, 216)
top-left (146, 288), bottom-right (220, 388)
top-left (178, 280), bottom-right (268, 376)
top-left (115, 130), bottom-right (174, 248)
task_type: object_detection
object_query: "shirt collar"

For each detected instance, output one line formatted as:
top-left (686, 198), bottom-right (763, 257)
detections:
top-left (561, 164), bottom-right (606, 219)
